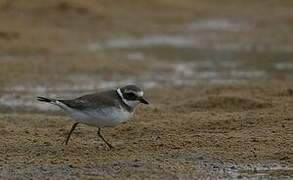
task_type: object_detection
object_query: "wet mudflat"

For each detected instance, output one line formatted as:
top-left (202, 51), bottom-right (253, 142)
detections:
top-left (1, 85), bottom-right (293, 179)
top-left (0, 0), bottom-right (293, 179)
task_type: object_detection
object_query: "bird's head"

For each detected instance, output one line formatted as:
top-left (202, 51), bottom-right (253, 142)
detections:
top-left (117, 84), bottom-right (149, 108)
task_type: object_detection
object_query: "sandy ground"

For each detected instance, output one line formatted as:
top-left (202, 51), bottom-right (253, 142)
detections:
top-left (1, 84), bottom-right (293, 179)
top-left (0, 0), bottom-right (293, 179)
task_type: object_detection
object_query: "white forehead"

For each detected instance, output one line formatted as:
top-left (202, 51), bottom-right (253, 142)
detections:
top-left (137, 91), bottom-right (143, 97)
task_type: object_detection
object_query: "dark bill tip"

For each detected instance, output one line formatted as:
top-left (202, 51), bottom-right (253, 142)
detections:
top-left (139, 97), bottom-right (149, 104)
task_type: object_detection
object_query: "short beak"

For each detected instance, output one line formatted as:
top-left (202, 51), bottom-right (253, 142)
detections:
top-left (139, 97), bottom-right (149, 104)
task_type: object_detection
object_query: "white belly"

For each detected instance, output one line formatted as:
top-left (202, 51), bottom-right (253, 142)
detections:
top-left (67, 107), bottom-right (133, 127)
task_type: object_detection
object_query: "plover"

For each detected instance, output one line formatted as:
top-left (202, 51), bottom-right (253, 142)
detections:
top-left (37, 85), bottom-right (149, 149)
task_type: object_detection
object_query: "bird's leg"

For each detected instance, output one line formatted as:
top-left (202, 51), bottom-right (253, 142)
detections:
top-left (63, 122), bottom-right (79, 145)
top-left (97, 128), bottom-right (113, 150)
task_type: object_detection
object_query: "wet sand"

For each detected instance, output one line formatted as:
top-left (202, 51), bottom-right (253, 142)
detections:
top-left (0, 0), bottom-right (293, 179)
top-left (1, 84), bottom-right (293, 179)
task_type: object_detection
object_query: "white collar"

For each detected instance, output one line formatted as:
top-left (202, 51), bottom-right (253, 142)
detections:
top-left (117, 88), bottom-right (128, 106)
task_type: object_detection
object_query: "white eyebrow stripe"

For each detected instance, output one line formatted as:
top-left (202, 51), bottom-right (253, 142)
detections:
top-left (124, 90), bottom-right (136, 93)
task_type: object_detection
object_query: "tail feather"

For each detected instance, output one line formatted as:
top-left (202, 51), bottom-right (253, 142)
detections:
top-left (37, 96), bottom-right (68, 110)
top-left (37, 96), bottom-right (55, 103)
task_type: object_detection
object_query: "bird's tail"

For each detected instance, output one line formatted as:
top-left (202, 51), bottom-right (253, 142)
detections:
top-left (37, 96), bottom-right (69, 111)
top-left (37, 96), bottom-right (57, 104)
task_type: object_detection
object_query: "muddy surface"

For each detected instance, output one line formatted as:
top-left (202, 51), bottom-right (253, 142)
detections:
top-left (1, 85), bottom-right (293, 179)
top-left (0, 0), bottom-right (293, 179)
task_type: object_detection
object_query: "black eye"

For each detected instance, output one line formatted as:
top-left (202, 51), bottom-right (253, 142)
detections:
top-left (125, 92), bottom-right (137, 100)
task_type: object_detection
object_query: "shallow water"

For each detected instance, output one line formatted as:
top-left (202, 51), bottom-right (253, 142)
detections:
top-left (1, 46), bottom-right (293, 112)
top-left (228, 164), bottom-right (293, 179)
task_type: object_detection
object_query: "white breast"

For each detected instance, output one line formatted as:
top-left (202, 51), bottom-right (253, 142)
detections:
top-left (68, 106), bottom-right (133, 127)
